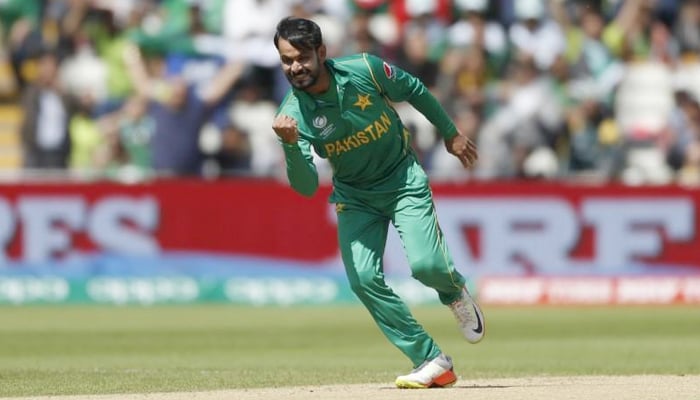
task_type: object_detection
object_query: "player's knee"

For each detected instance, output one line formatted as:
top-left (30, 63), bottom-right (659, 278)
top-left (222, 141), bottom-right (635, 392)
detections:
top-left (347, 273), bottom-right (382, 296)
top-left (410, 257), bottom-right (446, 283)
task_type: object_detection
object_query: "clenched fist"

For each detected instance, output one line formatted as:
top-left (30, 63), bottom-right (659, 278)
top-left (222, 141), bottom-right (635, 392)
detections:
top-left (272, 114), bottom-right (300, 144)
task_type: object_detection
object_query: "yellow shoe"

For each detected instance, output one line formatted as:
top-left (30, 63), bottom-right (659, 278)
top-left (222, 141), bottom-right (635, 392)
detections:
top-left (395, 353), bottom-right (457, 389)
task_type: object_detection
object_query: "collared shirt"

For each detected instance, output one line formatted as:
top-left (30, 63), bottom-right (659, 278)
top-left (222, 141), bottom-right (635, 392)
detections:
top-left (277, 53), bottom-right (457, 200)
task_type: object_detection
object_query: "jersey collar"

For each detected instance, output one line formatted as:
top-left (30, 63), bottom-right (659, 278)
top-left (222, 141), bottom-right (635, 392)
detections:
top-left (293, 59), bottom-right (351, 111)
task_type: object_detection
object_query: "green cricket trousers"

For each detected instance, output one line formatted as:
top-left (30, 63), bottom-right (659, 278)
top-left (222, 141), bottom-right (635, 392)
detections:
top-left (335, 176), bottom-right (466, 367)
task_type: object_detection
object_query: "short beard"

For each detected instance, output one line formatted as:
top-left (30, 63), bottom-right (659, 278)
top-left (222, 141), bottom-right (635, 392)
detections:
top-left (286, 52), bottom-right (321, 90)
top-left (287, 69), bottom-right (319, 90)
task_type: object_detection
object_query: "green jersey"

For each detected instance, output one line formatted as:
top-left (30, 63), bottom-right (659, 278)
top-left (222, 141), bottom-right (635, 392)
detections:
top-left (277, 53), bottom-right (457, 202)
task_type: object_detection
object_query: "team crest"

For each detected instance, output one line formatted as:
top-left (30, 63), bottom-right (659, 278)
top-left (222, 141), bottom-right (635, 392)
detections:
top-left (313, 115), bottom-right (328, 129)
top-left (383, 62), bottom-right (395, 79)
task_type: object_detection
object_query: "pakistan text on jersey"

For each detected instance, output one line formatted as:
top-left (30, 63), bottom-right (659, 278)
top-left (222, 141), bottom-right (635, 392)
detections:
top-left (324, 111), bottom-right (392, 158)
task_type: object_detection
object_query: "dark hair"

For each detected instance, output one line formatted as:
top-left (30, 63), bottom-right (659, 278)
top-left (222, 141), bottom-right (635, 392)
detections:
top-left (273, 17), bottom-right (323, 50)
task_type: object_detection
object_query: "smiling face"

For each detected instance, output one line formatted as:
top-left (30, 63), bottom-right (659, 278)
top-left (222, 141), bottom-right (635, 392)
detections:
top-left (277, 37), bottom-right (327, 93)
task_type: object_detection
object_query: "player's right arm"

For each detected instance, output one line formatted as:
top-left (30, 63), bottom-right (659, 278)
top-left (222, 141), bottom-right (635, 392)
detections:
top-left (272, 114), bottom-right (319, 197)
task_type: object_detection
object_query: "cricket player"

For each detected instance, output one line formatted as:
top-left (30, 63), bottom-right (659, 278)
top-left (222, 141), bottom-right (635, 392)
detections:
top-left (272, 17), bottom-right (484, 389)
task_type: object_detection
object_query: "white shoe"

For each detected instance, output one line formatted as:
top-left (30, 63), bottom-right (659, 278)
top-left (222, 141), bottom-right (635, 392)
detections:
top-left (449, 286), bottom-right (485, 343)
top-left (395, 353), bottom-right (457, 389)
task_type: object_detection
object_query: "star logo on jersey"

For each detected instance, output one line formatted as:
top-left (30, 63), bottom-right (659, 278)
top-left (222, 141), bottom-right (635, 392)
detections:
top-left (335, 203), bottom-right (345, 214)
top-left (353, 94), bottom-right (372, 111)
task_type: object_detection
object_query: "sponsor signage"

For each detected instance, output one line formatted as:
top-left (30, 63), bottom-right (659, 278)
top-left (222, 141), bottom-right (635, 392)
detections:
top-left (0, 180), bottom-right (337, 263)
top-left (0, 276), bottom-right (437, 306)
top-left (0, 180), bottom-right (698, 304)
top-left (480, 276), bottom-right (700, 305)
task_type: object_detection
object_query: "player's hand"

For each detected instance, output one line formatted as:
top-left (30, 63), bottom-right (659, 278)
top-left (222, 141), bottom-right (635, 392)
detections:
top-left (272, 115), bottom-right (300, 144)
top-left (445, 131), bottom-right (478, 169)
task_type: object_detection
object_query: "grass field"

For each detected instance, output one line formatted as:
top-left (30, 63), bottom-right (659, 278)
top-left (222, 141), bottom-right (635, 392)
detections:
top-left (1, 305), bottom-right (699, 397)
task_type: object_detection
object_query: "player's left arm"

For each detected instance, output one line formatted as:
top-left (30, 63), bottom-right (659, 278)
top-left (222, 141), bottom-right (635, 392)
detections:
top-left (363, 53), bottom-right (477, 168)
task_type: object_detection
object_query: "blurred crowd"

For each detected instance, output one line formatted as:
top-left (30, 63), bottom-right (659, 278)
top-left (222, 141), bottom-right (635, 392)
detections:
top-left (1, 0), bottom-right (699, 185)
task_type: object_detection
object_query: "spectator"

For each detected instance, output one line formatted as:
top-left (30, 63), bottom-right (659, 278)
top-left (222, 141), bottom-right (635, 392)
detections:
top-left (221, 0), bottom-right (293, 103)
top-left (67, 92), bottom-right (105, 173)
top-left (602, 0), bottom-right (678, 64)
top-left (97, 94), bottom-right (156, 181)
top-left (226, 80), bottom-right (281, 177)
top-left (344, 7), bottom-right (397, 58)
top-left (673, 0), bottom-right (700, 58)
top-left (508, 0), bottom-right (566, 70)
top-left (0, 0), bottom-right (697, 183)
top-left (446, 0), bottom-right (508, 75)
top-left (84, 5), bottom-right (142, 113)
top-left (549, 1), bottom-right (624, 179)
top-left (476, 54), bottom-right (564, 179)
top-left (1, 0), bottom-right (42, 90)
top-left (667, 90), bottom-right (700, 185)
top-left (396, 24), bottom-right (440, 89)
top-left (439, 44), bottom-right (494, 119)
top-left (124, 45), bottom-right (244, 176)
top-left (19, 48), bottom-right (77, 169)
top-left (400, 0), bottom-right (450, 67)
top-left (214, 123), bottom-right (252, 176)
top-left (556, 2), bottom-right (623, 105)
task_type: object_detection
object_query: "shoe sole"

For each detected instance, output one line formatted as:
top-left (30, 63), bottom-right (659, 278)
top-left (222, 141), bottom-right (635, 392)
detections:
top-left (395, 369), bottom-right (457, 389)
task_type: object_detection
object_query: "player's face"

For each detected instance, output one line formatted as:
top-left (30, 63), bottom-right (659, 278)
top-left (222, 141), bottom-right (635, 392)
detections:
top-left (278, 38), bottom-right (325, 91)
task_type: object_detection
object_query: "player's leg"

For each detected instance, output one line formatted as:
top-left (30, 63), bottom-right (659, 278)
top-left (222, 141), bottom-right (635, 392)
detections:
top-left (336, 204), bottom-right (441, 368)
top-left (392, 186), bottom-right (485, 344)
top-left (392, 186), bottom-right (465, 304)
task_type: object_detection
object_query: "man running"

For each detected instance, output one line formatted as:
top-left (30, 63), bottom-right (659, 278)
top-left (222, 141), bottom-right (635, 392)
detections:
top-left (272, 16), bottom-right (484, 389)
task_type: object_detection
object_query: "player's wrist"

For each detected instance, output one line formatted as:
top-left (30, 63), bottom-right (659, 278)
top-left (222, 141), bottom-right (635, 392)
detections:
top-left (281, 140), bottom-right (299, 149)
top-left (443, 129), bottom-right (459, 140)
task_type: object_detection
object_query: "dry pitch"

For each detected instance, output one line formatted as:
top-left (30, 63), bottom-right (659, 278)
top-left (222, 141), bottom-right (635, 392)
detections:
top-left (8, 375), bottom-right (700, 400)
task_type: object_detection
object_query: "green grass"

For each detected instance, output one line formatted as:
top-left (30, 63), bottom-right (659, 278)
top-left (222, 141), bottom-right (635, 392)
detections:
top-left (1, 305), bottom-right (699, 396)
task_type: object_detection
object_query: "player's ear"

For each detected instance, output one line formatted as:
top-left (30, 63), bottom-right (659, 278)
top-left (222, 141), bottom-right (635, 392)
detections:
top-left (318, 44), bottom-right (327, 61)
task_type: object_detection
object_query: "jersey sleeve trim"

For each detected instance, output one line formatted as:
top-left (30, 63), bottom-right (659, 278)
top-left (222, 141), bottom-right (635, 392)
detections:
top-left (362, 53), bottom-right (384, 95)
